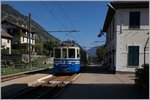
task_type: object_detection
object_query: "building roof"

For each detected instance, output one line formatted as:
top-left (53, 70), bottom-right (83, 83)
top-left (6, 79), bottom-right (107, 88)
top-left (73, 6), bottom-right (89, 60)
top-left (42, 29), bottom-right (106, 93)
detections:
top-left (1, 28), bottom-right (13, 38)
top-left (3, 20), bottom-right (28, 31)
top-left (103, 1), bottom-right (149, 32)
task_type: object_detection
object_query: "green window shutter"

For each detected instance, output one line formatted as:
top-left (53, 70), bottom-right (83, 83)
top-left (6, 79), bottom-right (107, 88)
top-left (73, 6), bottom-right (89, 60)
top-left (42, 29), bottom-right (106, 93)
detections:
top-left (128, 46), bottom-right (133, 65)
top-left (133, 46), bottom-right (139, 66)
top-left (129, 12), bottom-right (140, 28)
top-left (128, 46), bottom-right (139, 67)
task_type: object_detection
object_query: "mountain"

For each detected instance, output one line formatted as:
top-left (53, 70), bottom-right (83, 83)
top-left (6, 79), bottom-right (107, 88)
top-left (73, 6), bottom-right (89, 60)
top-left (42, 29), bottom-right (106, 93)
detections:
top-left (87, 46), bottom-right (98, 57)
top-left (1, 4), bottom-right (60, 42)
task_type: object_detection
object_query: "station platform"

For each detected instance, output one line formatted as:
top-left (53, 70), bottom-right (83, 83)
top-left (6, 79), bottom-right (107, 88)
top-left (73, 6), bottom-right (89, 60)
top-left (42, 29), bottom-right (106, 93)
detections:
top-left (1, 68), bottom-right (53, 98)
top-left (1, 66), bottom-right (148, 99)
top-left (57, 67), bottom-right (148, 99)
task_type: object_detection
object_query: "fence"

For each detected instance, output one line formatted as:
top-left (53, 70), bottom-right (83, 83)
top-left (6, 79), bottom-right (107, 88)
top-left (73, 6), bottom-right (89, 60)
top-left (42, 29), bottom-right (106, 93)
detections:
top-left (1, 62), bottom-right (52, 76)
top-left (2, 54), bottom-right (22, 62)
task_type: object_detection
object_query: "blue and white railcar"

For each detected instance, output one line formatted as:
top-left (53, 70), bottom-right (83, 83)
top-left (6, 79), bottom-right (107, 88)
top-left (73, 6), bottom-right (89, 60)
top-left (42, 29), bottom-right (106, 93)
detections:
top-left (53, 41), bottom-right (80, 73)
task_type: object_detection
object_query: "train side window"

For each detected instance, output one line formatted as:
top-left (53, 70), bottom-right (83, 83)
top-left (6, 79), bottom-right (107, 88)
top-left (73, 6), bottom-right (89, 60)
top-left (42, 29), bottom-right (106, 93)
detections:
top-left (68, 49), bottom-right (75, 58)
top-left (77, 49), bottom-right (80, 58)
top-left (55, 49), bottom-right (61, 58)
top-left (62, 48), bottom-right (67, 58)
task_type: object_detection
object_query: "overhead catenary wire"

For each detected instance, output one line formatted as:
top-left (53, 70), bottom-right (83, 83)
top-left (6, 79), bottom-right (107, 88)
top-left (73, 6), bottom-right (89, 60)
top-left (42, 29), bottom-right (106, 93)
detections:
top-left (56, 2), bottom-right (78, 41)
top-left (39, 2), bottom-right (80, 43)
top-left (56, 2), bottom-right (77, 30)
top-left (40, 1), bottom-right (67, 30)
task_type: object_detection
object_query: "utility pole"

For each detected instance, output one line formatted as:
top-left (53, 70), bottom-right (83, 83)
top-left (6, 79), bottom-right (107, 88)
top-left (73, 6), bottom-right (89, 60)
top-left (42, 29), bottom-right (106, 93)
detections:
top-left (28, 13), bottom-right (31, 70)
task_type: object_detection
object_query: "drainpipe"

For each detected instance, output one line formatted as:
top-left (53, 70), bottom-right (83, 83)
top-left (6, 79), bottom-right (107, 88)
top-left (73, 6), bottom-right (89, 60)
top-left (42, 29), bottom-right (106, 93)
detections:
top-left (144, 37), bottom-right (149, 66)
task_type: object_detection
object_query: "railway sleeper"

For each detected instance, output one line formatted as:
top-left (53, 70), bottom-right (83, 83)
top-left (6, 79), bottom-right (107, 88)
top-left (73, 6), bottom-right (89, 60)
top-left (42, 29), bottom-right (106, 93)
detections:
top-left (48, 81), bottom-right (69, 87)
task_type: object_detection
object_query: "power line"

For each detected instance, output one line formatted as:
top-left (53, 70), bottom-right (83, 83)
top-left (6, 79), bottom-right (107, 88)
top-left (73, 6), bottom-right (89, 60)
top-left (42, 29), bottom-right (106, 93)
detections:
top-left (56, 2), bottom-right (76, 30)
top-left (40, 1), bottom-right (67, 29)
top-left (46, 30), bottom-right (80, 32)
top-left (1, 11), bottom-right (27, 24)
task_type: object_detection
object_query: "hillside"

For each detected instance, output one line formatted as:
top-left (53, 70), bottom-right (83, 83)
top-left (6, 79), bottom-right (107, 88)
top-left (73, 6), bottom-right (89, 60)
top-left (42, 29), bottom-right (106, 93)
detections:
top-left (87, 46), bottom-right (98, 57)
top-left (1, 4), bottom-right (60, 42)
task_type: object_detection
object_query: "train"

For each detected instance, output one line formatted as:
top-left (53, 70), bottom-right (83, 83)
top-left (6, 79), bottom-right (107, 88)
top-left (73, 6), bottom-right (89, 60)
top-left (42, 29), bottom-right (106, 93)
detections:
top-left (53, 40), bottom-right (87, 73)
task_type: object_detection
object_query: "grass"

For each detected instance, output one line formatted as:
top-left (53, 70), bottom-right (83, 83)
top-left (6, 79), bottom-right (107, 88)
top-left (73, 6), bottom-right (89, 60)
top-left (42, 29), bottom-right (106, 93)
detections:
top-left (1, 56), bottom-right (53, 76)
top-left (32, 56), bottom-right (50, 63)
top-left (2, 64), bottom-right (52, 76)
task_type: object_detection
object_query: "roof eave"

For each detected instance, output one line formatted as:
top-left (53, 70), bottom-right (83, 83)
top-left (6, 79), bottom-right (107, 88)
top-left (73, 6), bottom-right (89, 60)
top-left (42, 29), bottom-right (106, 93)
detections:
top-left (102, 1), bottom-right (149, 33)
top-left (102, 7), bottom-right (116, 32)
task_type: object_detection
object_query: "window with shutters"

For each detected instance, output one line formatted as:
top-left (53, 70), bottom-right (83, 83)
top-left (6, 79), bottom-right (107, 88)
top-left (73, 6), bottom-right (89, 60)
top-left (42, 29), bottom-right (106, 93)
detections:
top-left (129, 12), bottom-right (140, 29)
top-left (128, 46), bottom-right (139, 67)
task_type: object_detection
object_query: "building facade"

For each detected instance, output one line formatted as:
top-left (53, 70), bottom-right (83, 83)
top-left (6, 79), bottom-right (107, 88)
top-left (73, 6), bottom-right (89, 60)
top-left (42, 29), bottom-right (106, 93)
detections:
top-left (1, 28), bottom-right (13, 54)
top-left (2, 20), bottom-right (36, 54)
top-left (103, 1), bottom-right (149, 72)
top-left (2, 19), bottom-right (36, 45)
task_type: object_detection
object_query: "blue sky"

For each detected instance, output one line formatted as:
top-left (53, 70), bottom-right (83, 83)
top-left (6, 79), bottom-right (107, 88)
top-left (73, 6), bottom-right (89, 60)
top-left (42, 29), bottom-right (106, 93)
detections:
top-left (2, 1), bottom-right (109, 50)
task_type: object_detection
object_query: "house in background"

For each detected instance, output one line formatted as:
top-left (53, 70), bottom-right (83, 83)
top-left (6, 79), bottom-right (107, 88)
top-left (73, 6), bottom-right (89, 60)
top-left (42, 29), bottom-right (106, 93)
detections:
top-left (1, 28), bottom-right (13, 54)
top-left (102, 1), bottom-right (149, 72)
top-left (2, 19), bottom-right (36, 54)
top-left (1, 4), bottom-right (60, 55)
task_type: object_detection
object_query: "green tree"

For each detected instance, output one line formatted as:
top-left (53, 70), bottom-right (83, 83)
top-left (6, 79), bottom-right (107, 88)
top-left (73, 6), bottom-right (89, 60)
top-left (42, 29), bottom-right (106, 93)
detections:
top-left (34, 43), bottom-right (43, 54)
top-left (20, 43), bottom-right (29, 54)
top-left (80, 49), bottom-right (87, 64)
top-left (1, 48), bottom-right (9, 55)
top-left (43, 40), bottom-right (59, 56)
top-left (96, 46), bottom-right (106, 64)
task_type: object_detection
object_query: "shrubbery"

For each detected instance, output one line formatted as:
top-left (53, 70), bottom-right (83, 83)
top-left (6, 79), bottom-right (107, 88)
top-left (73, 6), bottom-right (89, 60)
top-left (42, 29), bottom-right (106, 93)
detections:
top-left (135, 64), bottom-right (149, 93)
top-left (1, 49), bottom-right (9, 54)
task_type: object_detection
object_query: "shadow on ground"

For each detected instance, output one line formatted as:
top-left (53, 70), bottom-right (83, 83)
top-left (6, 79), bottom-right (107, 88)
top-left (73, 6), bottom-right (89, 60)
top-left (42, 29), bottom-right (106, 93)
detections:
top-left (80, 66), bottom-right (113, 74)
top-left (58, 83), bottom-right (149, 99)
top-left (2, 83), bottom-right (149, 99)
top-left (1, 84), bottom-right (29, 99)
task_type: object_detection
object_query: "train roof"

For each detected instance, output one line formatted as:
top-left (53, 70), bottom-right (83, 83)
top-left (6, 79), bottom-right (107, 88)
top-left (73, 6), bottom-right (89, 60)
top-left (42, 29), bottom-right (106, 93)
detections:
top-left (55, 40), bottom-right (79, 47)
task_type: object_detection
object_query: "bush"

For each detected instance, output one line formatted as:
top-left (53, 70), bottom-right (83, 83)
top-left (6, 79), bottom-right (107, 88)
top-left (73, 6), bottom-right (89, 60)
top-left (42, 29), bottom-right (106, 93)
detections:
top-left (135, 64), bottom-right (149, 93)
top-left (1, 60), bottom-right (9, 68)
top-left (12, 49), bottom-right (21, 54)
top-left (1, 49), bottom-right (9, 54)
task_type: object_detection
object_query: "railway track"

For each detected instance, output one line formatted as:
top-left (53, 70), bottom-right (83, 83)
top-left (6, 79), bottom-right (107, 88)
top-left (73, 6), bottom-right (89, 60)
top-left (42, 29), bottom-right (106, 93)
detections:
top-left (1, 73), bottom-right (28, 82)
top-left (1, 68), bottom-right (51, 82)
top-left (10, 74), bottom-right (79, 99)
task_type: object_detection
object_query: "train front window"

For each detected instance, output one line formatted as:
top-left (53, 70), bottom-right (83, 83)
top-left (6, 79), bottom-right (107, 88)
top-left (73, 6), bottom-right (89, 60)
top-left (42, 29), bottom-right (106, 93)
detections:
top-left (68, 49), bottom-right (75, 58)
top-left (55, 49), bottom-right (61, 58)
top-left (62, 48), bottom-right (67, 58)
